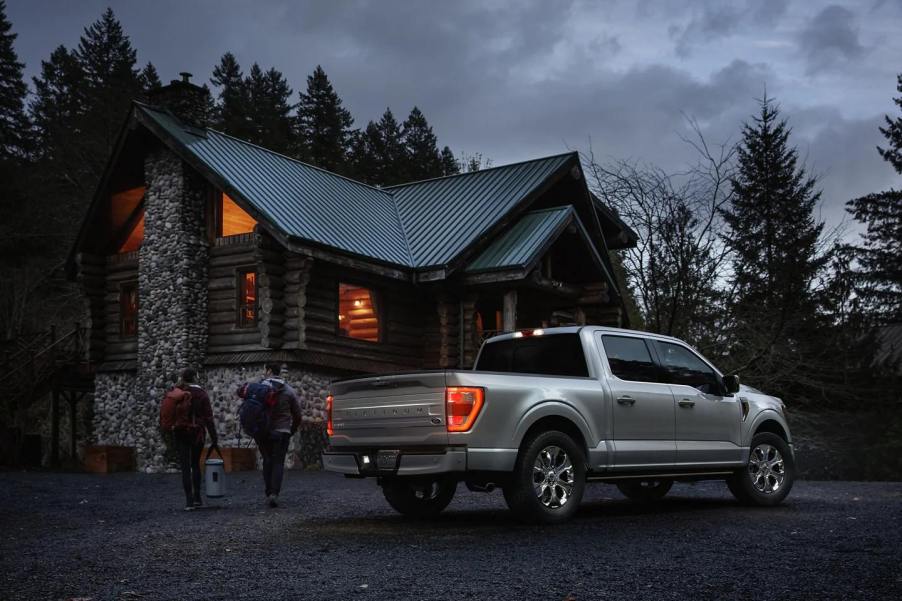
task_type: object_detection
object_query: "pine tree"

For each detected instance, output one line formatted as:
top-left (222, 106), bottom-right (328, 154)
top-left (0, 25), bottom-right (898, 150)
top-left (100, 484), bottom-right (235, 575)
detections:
top-left (139, 61), bottom-right (161, 93)
top-left (372, 108), bottom-right (406, 186)
top-left (210, 52), bottom-right (250, 139)
top-left (347, 125), bottom-right (378, 185)
top-left (878, 74), bottom-right (902, 174)
top-left (0, 0), bottom-right (27, 159)
top-left (73, 8), bottom-right (142, 178)
top-left (402, 106), bottom-right (442, 182)
top-left (297, 65), bottom-right (353, 173)
top-left (723, 96), bottom-right (826, 397)
top-left (440, 146), bottom-right (459, 176)
top-left (242, 64), bottom-right (295, 155)
top-left (846, 73), bottom-right (902, 323)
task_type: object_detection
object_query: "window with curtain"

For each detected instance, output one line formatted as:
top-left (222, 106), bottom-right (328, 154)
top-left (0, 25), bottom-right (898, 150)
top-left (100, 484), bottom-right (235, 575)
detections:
top-left (337, 283), bottom-right (381, 342)
top-left (237, 269), bottom-right (257, 328)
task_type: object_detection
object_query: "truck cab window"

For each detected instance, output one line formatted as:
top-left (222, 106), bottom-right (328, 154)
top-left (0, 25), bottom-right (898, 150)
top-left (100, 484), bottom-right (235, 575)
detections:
top-left (600, 335), bottom-right (662, 383)
top-left (654, 341), bottom-right (720, 394)
top-left (476, 333), bottom-right (588, 377)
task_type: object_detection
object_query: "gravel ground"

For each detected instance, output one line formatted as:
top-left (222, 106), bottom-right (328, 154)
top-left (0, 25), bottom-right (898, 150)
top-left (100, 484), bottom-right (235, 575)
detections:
top-left (1, 471), bottom-right (900, 601)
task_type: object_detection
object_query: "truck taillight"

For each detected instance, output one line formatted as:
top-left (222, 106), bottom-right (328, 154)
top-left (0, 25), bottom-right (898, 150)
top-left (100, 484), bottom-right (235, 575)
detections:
top-left (446, 387), bottom-right (484, 432)
top-left (326, 394), bottom-right (334, 436)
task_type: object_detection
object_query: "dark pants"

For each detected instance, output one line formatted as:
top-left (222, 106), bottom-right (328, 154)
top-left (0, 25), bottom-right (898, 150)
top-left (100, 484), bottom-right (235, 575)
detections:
top-left (174, 430), bottom-right (203, 503)
top-left (256, 432), bottom-right (291, 496)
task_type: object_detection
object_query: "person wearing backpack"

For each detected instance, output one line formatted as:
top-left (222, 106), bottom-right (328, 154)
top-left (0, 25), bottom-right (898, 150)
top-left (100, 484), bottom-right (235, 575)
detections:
top-left (160, 368), bottom-right (218, 510)
top-left (237, 362), bottom-right (301, 508)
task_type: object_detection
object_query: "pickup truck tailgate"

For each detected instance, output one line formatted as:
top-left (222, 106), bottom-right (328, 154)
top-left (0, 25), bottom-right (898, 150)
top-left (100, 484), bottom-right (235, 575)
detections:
top-left (329, 371), bottom-right (449, 447)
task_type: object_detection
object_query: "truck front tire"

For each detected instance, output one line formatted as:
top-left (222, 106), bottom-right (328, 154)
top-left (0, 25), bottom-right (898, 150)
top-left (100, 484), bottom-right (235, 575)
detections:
top-left (503, 430), bottom-right (586, 524)
top-left (727, 432), bottom-right (795, 506)
top-left (381, 476), bottom-right (457, 518)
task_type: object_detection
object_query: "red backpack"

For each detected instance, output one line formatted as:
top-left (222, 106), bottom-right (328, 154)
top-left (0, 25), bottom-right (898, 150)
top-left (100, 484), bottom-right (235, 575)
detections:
top-left (159, 387), bottom-right (196, 431)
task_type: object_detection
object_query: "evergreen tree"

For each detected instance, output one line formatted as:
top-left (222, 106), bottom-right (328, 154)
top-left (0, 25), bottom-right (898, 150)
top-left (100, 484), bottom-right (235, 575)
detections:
top-left (723, 96), bottom-right (826, 397)
top-left (402, 106), bottom-right (442, 182)
top-left (440, 146), bottom-right (459, 176)
top-left (243, 63), bottom-right (295, 155)
top-left (139, 61), bottom-right (161, 93)
top-left (210, 52), bottom-right (250, 139)
top-left (0, 0), bottom-right (27, 159)
top-left (297, 65), bottom-right (353, 173)
top-left (878, 74), bottom-right (902, 173)
top-left (372, 108), bottom-right (406, 186)
top-left (846, 73), bottom-right (902, 323)
top-left (73, 8), bottom-right (142, 181)
top-left (347, 125), bottom-right (378, 185)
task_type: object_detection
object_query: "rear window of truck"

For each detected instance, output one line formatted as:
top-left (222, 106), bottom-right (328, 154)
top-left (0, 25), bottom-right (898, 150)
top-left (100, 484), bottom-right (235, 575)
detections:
top-left (475, 333), bottom-right (589, 377)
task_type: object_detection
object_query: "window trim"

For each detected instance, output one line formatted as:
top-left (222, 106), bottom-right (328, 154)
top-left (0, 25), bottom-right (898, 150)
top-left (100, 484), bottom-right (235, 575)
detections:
top-left (236, 267), bottom-right (258, 329)
top-left (596, 333), bottom-right (667, 385)
top-left (335, 280), bottom-right (383, 344)
top-left (119, 281), bottom-right (139, 339)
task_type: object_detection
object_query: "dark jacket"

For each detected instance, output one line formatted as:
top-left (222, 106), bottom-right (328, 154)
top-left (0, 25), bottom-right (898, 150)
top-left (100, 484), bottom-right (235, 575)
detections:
top-left (180, 384), bottom-right (218, 445)
top-left (265, 377), bottom-right (302, 434)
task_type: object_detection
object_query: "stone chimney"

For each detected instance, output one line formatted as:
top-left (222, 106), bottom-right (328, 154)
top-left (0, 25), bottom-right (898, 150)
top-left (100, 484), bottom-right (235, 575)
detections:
top-left (149, 72), bottom-right (210, 128)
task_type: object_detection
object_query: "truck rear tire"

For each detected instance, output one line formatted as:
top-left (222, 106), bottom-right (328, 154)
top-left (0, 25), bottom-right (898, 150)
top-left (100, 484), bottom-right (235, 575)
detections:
top-left (382, 477), bottom-right (457, 518)
top-left (727, 432), bottom-right (795, 506)
top-left (503, 430), bottom-right (586, 524)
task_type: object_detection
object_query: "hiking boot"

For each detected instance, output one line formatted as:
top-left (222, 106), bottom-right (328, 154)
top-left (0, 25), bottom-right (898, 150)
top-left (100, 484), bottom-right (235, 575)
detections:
top-left (184, 503), bottom-right (195, 511)
top-left (267, 494), bottom-right (279, 508)
top-left (192, 498), bottom-right (203, 508)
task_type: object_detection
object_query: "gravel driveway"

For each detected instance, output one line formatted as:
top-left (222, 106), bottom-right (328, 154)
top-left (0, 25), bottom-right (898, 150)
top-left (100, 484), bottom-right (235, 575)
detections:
top-left (1, 470), bottom-right (900, 601)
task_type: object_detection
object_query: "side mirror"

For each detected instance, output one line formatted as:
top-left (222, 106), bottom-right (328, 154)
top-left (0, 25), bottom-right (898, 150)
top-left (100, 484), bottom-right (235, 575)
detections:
top-left (723, 374), bottom-right (740, 394)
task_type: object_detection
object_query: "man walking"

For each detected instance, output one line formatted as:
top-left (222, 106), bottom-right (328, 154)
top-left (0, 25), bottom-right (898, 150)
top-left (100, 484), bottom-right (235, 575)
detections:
top-left (238, 362), bottom-right (301, 507)
top-left (160, 368), bottom-right (218, 510)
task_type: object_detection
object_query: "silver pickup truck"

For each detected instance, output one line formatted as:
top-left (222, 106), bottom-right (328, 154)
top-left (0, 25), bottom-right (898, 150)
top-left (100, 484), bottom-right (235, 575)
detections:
top-left (322, 326), bottom-right (795, 523)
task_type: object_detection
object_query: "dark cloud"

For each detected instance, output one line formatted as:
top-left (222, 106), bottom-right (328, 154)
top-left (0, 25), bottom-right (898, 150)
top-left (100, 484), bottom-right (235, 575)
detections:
top-left (4, 0), bottom-right (899, 237)
top-left (798, 5), bottom-right (867, 74)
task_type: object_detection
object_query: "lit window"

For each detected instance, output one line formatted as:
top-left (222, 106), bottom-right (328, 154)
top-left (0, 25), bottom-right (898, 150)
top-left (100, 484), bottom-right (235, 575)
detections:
top-left (338, 283), bottom-right (380, 342)
top-left (237, 269), bottom-right (257, 328)
top-left (219, 193), bottom-right (257, 236)
top-left (118, 212), bottom-right (144, 253)
top-left (120, 282), bottom-right (138, 337)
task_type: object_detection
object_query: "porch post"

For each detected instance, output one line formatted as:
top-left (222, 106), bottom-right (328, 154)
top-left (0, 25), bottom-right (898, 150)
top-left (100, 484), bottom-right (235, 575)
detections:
top-left (503, 290), bottom-right (517, 332)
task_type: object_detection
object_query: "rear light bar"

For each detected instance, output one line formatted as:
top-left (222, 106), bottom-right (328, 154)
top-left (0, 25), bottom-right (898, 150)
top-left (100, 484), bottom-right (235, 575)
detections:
top-left (326, 394), bottom-right (334, 436)
top-left (446, 387), bottom-right (484, 432)
top-left (512, 328), bottom-right (545, 338)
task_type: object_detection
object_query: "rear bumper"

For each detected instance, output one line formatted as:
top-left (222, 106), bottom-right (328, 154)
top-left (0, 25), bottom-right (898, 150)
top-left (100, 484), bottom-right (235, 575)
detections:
top-left (322, 448), bottom-right (467, 476)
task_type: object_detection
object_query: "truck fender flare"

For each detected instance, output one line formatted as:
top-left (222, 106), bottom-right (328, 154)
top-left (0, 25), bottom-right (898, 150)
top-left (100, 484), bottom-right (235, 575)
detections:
top-left (746, 409), bottom-right (792, 445)
top-left (510, 400), bottom-right (593, 452)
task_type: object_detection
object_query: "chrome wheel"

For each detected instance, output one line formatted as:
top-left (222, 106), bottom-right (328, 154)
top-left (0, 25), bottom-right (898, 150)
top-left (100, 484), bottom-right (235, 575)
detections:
top-left (748, 443), bottom-right (785, 494)
top-left (532, 445), bottom-right (575, 508)
top-left (412, 481), bottom-right (441, 501)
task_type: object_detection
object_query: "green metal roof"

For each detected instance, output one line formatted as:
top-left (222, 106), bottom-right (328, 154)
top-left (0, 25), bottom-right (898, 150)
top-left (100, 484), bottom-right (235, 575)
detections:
top-left (465, 206), bottom-right (574, 273)
top-left (138, 105), bottom-right (412, 266)
top-left (136, 104), bottom-right (589, 272)
top-left (388, 153), bottom-right (573, 268)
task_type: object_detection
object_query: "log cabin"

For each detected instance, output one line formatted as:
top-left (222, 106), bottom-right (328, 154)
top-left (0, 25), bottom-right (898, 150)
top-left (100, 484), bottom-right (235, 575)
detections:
top-left (67, 73), bottom-right (637, 471)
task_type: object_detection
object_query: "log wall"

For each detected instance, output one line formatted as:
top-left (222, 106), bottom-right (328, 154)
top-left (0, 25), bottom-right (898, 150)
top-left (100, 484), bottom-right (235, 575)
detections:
top-left (102, 252), bottom-right (139, 362)
top-left (206, 234), bottom-right (261, 353)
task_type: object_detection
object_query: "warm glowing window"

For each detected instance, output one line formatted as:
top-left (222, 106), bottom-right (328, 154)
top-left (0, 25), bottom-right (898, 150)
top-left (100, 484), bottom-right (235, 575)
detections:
top-left (118, 212), bottom-right (145, 253)
top-left (220, 193), bottom-right (257, 236)
top-left (120, 282), bottom-right (138, 337)
top-left (111, 186), bottom-right (145, 253)
top-left (237, 269), bottom-right (257, 328)
top-left (338, 283), bottom-right (380, 342)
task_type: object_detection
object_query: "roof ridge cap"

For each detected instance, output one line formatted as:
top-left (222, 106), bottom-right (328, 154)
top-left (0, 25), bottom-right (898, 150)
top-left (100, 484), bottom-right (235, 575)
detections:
top-left (384, 151), bottom-right (578, 190)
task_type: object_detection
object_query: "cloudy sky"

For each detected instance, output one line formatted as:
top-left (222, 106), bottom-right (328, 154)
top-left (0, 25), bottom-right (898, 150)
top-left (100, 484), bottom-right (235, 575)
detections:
top-left (7, 0), bottom-right (902, 233)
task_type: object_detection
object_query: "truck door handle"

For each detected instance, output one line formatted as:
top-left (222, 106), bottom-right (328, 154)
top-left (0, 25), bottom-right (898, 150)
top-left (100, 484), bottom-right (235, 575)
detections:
top-left (678, 399), bottom-right (696, 408)
top-left (616, 396), bottom-right (636, 406)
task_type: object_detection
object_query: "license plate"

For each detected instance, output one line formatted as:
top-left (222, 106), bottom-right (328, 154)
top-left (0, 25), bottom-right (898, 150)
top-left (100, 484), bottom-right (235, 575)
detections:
top-left (376, 450), bottom-right (400, 470)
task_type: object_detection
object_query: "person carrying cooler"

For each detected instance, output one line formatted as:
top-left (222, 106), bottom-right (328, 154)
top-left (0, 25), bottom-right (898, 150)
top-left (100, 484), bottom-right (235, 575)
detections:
top-left (159, 368), bottom-right (218, 510)
top-left (237, 362), bottom-right (301, 508)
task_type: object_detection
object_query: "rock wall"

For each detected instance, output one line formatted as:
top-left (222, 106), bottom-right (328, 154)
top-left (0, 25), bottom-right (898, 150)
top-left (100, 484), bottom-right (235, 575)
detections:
top-left (91, 364), bottom-right (332, 471)
top-left (204, 364), bottom-right (332, 469)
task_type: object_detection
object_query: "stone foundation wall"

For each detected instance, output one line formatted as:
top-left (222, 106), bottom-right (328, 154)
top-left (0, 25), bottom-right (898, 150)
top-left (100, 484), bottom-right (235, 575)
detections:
top-left (90, 364), bottom-right (333, 471)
